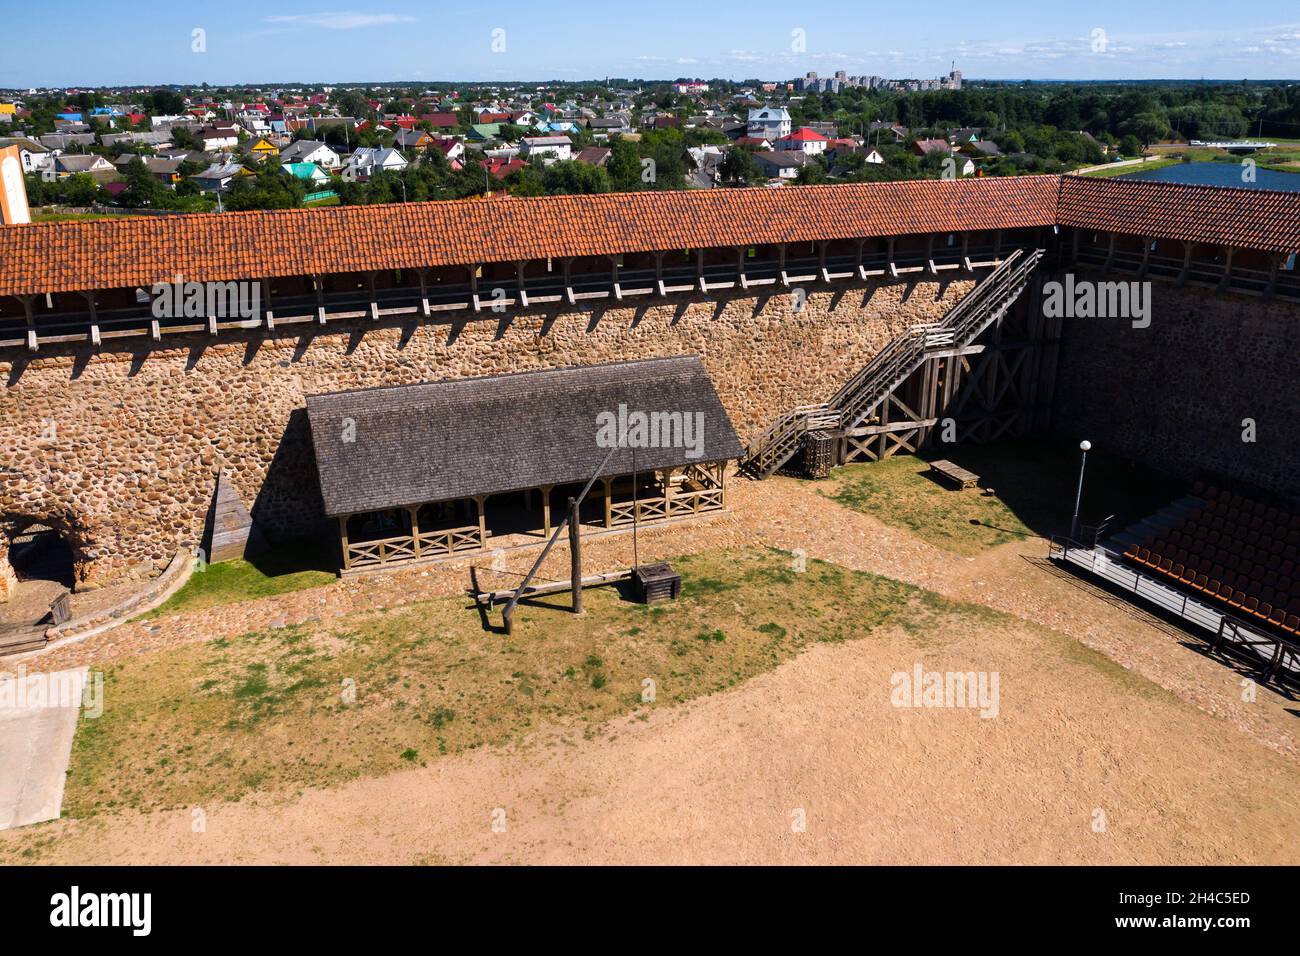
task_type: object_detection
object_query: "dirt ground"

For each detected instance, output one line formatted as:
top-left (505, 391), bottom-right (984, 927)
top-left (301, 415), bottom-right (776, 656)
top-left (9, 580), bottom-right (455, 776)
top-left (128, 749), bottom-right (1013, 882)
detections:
top-left (4, 471), bottom-right (1300, 864)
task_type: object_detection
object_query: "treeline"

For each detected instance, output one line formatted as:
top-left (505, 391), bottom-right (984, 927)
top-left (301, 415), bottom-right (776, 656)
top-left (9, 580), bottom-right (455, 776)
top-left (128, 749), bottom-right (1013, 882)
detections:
top-left (797, 82), bottom-right (1300, 148)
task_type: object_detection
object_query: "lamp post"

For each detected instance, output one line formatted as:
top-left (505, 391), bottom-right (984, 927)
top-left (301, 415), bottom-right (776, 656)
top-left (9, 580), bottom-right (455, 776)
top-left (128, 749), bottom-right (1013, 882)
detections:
top-left (1070, 440), bottom-right (1091, 541)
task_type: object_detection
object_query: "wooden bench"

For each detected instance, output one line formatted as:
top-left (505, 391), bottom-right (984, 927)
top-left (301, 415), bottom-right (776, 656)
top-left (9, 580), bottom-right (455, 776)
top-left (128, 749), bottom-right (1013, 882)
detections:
top-left (929, 459), bottom-right (980, 490)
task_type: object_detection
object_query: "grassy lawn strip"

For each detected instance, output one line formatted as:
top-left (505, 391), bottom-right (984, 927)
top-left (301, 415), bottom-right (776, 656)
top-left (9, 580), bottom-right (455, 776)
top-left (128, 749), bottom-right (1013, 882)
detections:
top-left (65, 547), bottom-right (981, 816)
top-left (143, 543), bottom-right (335, 618)
top-left (821, 439), bottom-right (1183, 555)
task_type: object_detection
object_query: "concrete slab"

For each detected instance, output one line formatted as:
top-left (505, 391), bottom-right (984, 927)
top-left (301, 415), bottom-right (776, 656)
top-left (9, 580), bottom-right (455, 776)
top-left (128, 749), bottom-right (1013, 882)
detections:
top-left (0, 667), bottom-right (86, 830)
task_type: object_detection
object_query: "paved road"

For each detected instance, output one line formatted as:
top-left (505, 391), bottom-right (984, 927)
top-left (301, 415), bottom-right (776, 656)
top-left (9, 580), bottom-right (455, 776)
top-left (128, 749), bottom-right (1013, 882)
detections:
top-left (0, 667), bottom-right (85, 830)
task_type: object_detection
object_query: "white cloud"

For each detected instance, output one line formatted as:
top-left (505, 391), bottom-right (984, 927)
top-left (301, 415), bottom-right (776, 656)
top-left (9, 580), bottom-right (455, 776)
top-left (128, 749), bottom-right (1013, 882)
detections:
top-left (264, 12), bottom-right (416, 30)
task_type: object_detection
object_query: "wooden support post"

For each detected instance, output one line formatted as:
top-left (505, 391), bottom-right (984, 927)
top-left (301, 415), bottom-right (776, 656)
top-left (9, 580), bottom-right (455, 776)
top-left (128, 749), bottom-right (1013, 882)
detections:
top-left (314, 274), bottom-right (327, 324)
top-left (263, 278), bottom-right (275, 327)
top-left (960, 233), bottom-right (971, 271)
top-left (654, 252), bottom-right (666, 296)
top-left (1217, 246), bottom-right (1235, 291)
top-left (541, 485), bottom-right (552, 537)
top-left (696, 248), bottom-right (706, 292)
top-left (778, 243), bottom-right (789, 286)
top-left (416, 269), bottom-right (430, 317)
top-left (1102, 233), bottom-right (1116, 272)
top-left (409, 506), bottom-right (422, 558)
top-left (855, 238), bottom-right (867, 280)
top-left (602, 477), bottom-right (613, 527)
top-left (992, 229), bottom-right (1003, 260)
top-left (80, 291), bottom-right (101, 345)
top-left (1138, 236), bottom-right (1152, 278)
top-left (365, 272), bottom-right (378, 320)
top-left (569, 498), bottom-right (582, 615)
top-left (563, 258), bottom-right (575, 304)
top-left (1265, 253), bottom-right (1280, 298)
top-left (474, 495), bottom-right (487, 548)
top-left (737, 246), bottom-right (748, 289)
top-left (818, 240), bottom-right (830, 282)
top-left (1176, 242), bottom-right (1193, 286)
top-left (887, 237), bottom-right (898, 278)
top-left (925, 235), bottom-right (936, 275)
top-left (516, 260), bottom-right (529, 308)
top-left (20, 294), bottom-right (36, 352)
top-left (469, 264), bottom-right (481, 312)
top-left (339, 516), bottom-right (351, 571)
top-left (610, 255), bottom-right (623, 300)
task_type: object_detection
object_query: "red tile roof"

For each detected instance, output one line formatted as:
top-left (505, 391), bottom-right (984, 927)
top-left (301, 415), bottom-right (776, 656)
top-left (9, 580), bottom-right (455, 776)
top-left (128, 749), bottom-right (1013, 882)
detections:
top-left (0, 177), bottom-right (1060, 296)
top-left (1, 175), bottom-right (1297, 297)
top-left (782, 127), bottom-right (828, 142)
top-left (1057, 176), bottom-right (1300, 254)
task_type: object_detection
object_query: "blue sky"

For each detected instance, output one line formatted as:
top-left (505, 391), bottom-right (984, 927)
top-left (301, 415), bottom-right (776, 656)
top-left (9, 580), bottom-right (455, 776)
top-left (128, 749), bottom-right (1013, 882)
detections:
top-left (5, 1), bottom-right (1299, 87)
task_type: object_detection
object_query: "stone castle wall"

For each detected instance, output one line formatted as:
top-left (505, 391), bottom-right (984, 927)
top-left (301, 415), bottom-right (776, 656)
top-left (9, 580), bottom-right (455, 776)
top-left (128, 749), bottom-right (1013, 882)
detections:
top-left (0, 278), bottom-right (973, 592)
top-left (1051, 273), bottom-right (1300, 501)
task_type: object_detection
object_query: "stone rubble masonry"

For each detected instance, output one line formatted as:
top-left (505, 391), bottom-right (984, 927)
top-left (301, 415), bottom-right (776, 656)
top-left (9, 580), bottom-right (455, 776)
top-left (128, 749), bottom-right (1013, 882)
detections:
top-left (1052, 273), bottom-right (1300, 500)
top-left (0, 279), bottom-right (971, 591)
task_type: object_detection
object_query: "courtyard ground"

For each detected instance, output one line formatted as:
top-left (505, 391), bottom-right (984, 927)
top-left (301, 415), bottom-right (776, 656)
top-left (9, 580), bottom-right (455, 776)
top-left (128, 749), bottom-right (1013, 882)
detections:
top-left (2, 439), bottom-right (1298, 864)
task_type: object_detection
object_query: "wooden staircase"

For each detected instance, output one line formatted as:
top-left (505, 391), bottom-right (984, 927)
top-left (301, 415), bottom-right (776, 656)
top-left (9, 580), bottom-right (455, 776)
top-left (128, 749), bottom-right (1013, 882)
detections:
top-left (743, 248), bottom-right (1045, 478)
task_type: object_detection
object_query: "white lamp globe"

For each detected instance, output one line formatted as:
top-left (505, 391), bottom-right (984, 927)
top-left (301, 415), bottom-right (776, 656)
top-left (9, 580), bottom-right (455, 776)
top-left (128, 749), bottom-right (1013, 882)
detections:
top-left (1079, 440), bottom-right (1092, 452)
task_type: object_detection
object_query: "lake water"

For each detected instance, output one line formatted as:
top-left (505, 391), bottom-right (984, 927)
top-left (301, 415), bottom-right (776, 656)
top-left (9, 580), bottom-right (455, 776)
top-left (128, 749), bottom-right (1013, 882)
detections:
top-left (1117, 160), bottom-right (1300, 192)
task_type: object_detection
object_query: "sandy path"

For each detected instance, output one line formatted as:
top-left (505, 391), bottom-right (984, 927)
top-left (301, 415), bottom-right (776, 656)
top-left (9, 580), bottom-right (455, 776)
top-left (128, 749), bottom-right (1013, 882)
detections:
top-left (7, 612), bottom-right (1300, 865)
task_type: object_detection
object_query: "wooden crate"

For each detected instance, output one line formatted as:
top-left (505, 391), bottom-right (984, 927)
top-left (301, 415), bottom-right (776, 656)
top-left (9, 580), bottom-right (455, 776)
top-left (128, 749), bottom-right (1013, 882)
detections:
top-left (633, 562), bottom-right (681, 603)
top-left (803, 430), bottom-right (838, 479)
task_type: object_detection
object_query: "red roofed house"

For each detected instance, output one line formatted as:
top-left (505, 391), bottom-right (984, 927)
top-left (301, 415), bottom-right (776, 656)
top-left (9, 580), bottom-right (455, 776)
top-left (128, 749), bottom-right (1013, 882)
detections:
top-left (776, 127), bottom-right (829, 156)
top-left (913, 138), bottom-right (953, 156)
top-left (421, 113), bottom-right (459, 130)
top-left (427, 136), bottom-right (466, 170)
top-left (481, 157), bottom-right (525, 180)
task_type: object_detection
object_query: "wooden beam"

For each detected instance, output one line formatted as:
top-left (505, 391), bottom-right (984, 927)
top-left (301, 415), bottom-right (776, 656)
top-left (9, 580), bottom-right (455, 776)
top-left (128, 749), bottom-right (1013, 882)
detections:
top-left (654, 252), bottom-right (666, 296)
top-left (416, 269), bottom-right (430, 318)
top-left (887, 237), bottom-right (898, 278)
top-left (474, 495), bottom-right (487, 548)
top-left (20, 294), bottom-right (36, 352)
top-left (469, 264), bottom-right (482, 312)
top-left (610, 255), bottom-right (623, 301)
top-left (1175, 242), bottom-right (1194, 286)
top-left (1217, 246), bottom-right (1235, 292)
top-left (569, 497), bottom-right (582, 615)
top-left (696, 248), bottom-right (706, 292)
top-left (737, 246), bottom-right (748, 289)
top-left (263, 278), bottom-right (276, 327)
top-left (409, 506), bottom-right (422, 559)
top-left (778, 243), bottom-right (789, 286)
top-left (516, 261), bottom-right (529, 308)
top-left (541, 484), bottom-right (552, 537)
top-left (339, 516), bottom-right (351, 571)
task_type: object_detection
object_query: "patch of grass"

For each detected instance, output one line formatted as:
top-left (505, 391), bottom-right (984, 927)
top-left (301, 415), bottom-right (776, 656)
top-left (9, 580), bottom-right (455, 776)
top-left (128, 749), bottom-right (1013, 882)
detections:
top-left (143, 542), bottom-right (335, 618)
top-left (822, 439), bottom-right (1183, 554)
top-left (62, 547), bottom-right (973, 816)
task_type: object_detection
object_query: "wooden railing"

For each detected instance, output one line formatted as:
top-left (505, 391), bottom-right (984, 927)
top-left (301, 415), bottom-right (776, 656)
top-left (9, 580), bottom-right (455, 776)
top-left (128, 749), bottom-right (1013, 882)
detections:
top-left (608, 487), bottom-right (725, 527)
top-left (345, 523), bottom-right (481, 569)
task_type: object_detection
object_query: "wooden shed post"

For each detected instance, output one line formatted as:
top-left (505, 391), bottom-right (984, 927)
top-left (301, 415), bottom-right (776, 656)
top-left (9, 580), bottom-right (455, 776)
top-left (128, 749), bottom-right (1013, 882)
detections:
top-left (409, 505), bottom-right (421, 558)
top-left (602, 477), bottom-right (613, 527)
top-left (474, 495), bottom-right (487, 548)
top-left (569, 498), bottom-right (583, 615)
top-left (540, 485), bottom-right (553, 537)
top-left (338, 515), bottom-right (351, 571)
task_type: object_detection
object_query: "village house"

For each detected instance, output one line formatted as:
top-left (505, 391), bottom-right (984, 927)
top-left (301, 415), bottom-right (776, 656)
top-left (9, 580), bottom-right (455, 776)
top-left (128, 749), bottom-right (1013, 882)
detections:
top-left (776, 127), bottom-right (829, 156)
top-left (279, 139), bottom-right (341, 169)
top-left (520, 135), bottom-right (572, 162)
top-left (747, 106), bottom-right (792, 140)
top-left (343, 147), bottom-right (408, 181)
